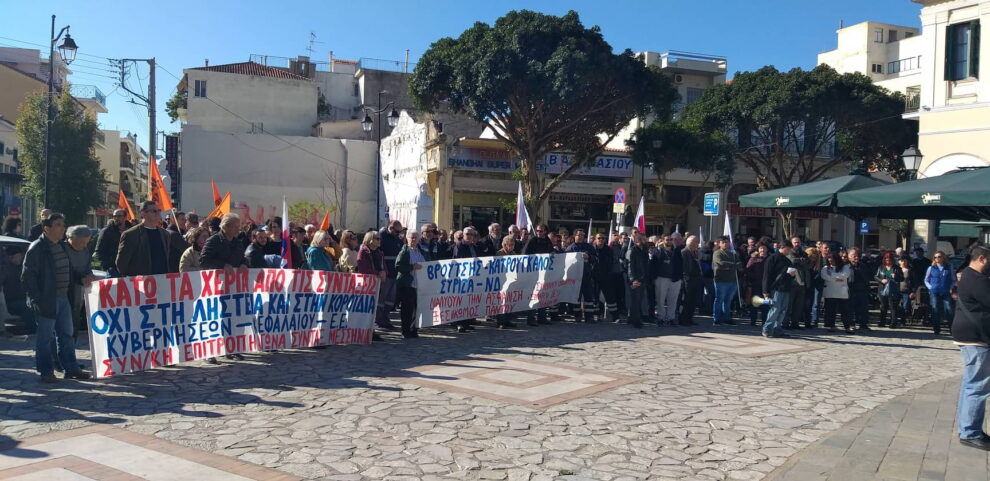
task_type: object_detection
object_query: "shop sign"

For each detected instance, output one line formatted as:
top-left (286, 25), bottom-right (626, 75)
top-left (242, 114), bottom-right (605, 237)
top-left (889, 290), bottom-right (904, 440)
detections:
top-left (447, 147), bottom-right (533, 173)
top-left (543, 153), bottom-right (633, 178)
top-left (728, 204), bottom-right (829, 219)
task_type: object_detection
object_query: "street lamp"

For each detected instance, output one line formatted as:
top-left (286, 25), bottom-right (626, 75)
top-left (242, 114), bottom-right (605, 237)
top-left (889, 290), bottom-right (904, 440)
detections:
top-left (901, 145), bottom-right (923, 180)
top-left (362, 91), bottom-right (400, 229)
top-left (45, 14), bottom-right (79, 210)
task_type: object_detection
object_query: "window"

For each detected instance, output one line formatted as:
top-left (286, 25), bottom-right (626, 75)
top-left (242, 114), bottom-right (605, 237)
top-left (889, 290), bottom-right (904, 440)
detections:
top-left (353, 83), bottom-right (360, 97)
top-left (872, 63), bottom-right (883, 74)
top-left (0, 142), bottom-right (4, 156)
top-left (905, 31), bottom-right (915, 39)
top-left (685, 87), bottom-right (704, 105)
top-left (193, 79), bottom-right (207, 98)
top-left (875, 28), bottom-right (884, 43)
top-left (945, 21), bottom-right (980, 81)
top-left (888, 29), bottom-right (898, 43)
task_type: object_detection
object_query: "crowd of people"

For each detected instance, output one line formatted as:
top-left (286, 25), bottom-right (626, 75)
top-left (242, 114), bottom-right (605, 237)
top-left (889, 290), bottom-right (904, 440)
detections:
top-left (0, 203), bottom-right (975, 384)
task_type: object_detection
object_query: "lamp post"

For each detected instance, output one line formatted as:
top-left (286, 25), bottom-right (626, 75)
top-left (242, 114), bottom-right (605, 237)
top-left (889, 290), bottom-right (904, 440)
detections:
top-left (901, 145), bottom-right (923, 250)
top-left (361, 91), bottom-right (400, 229)
top-left (45, 14), bottom-right (78, 209)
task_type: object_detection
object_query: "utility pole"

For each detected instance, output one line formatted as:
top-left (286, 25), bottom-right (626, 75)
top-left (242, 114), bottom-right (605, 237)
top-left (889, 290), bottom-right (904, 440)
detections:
top-left (116, 57), bottom-right (156, 164)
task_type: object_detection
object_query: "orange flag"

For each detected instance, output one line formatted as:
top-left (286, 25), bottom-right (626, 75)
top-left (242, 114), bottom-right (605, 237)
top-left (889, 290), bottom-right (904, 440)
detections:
top-left (319, 211), bottom-right (331, 232)
top-left (206, 191), bottom-right (231, 219)
top-left (118, 189), bottom-right (136, 221)
top-left (211, 179), bottom-right (222, 207)
top-left (148, 156), bottom-right (174, 211)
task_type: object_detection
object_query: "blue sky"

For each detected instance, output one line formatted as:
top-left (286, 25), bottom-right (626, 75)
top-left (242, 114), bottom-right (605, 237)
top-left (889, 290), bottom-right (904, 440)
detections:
top-left (3, 0), bottom-right (921, 155)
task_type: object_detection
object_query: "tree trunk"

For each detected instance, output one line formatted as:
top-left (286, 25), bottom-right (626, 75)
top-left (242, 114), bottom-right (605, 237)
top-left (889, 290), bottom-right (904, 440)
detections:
top-left (778, 210), bottom-right (795, 240)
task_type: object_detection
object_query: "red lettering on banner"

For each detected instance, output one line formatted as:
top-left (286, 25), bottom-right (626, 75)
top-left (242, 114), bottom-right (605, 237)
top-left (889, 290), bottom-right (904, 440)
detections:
top-left (101, 359), bottom-right (115, 377)
top-left (142, 277), bottom-right (158, 305)
top-left (200, 271), bottom-right (214, 296)
top-left (98, 280), bottom-right (116, 309)
top-left (115, 281), bottom-right (132, 307)
top-left (129, 277), bottom-right (145, 305)
top-left (213, 270), bottom-right (225, 295)
top-left (315, 272), bottom-right (327, 293)
top-left (165, 273), bottom-right (181, 302)
top-left (178, 274), bottom-right (194, 301)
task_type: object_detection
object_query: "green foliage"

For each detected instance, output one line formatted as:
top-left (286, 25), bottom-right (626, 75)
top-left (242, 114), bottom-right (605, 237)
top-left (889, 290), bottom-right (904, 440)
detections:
top-left (628, 121), bottom-right (735, 188)
top-left (410, 10), bottom-right (678, 220)
top-left (289, 201), bottom-right (329, 226)
top-left (165, 89), bottom-right (187, 123)
top-left (682, 64), bottom-right (917, 189)
top-left (16, 89), bottom-right (108, 224)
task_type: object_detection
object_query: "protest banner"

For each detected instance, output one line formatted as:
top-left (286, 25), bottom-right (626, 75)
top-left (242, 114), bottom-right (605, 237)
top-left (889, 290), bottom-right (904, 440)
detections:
top-left (85, 268), bottom-right (380, 378)
top-left (414, 253), bottom-right (584, 327)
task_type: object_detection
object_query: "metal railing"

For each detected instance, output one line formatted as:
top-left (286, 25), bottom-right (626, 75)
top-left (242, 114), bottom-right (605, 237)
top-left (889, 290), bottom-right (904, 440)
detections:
top-left (904, 86), bottom-right (921, 113)
top-left (70, 84), bottom-right (107, 106)
top-left (358, 57), bottom-right (416, 74)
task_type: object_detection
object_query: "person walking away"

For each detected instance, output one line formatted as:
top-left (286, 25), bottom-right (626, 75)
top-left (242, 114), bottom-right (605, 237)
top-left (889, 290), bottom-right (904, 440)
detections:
top-left (951, 245), bottom-right (990, 451)
top-left (179, 227), bottom-right (208, 273)
top-left (652, 235), bottom-right (683, 327)
top-left (821, 252), bottom-right (855, 333)
top-left (786, 236), bottom-right (809, 330)
top-left (897, 257), bottom-right (916, 327)
top-left (592, 232), bottom-right (618, 322)
top-left (306, 231), bottom-right (336, 272)
top-left (95, 209), bottom-right (127, 277)
top-left (565, 229), bottom-right (599, 323)
top-left (396, 230), bottom-right (434, 337)
top-left (625, 232), bottom-right (650, 328)
top-left (926, 250), bottom-right (956, 335)
top-left (22, 213), bottom-right (90, 382)
top-left (745, 245), bottom-right (769, 326)
top-left (847, 248), bottom-right (873, 331)
top-left (712, 237), bottom-right (740, 326)
top-left (679, 235), bottom-right (703, 326)
top-left (116, 201), bottom-right (171, 277)
top-left (875, 252), bottom-right (905, 328)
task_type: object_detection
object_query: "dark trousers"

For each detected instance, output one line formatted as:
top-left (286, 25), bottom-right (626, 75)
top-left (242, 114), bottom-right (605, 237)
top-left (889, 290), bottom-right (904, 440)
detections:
top-left (578, 276), bottom-right (598, 320)
top-left (526, 308), bottom-right (548, 324)
top-left (678, 280), bottom-right (702, 325)
top-left (824, 298), bottom-right (854, 329)
top-left (850, 290), bottom-right (871, 329)
top-left (597, 276), bottom-right (619, 320)
top-left (628, 282), bottom-right (645, 326)
top-left (878, 294), bottom-right (900, 326)
top-left (610, 272), bottom-right (627, 314)
top-left (787, 286), bottom-right (806, 328)
top-left (646, 277), bottom-right (657, 318)
top-left (397, 286), bottom-right (418, 336)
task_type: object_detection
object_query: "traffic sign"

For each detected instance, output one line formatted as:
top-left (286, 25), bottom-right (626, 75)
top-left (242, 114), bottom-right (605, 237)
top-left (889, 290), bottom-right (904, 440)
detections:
top-left (859, 221), bottom-right (870, 234)
top-left (614, 187), bottom-right (626, 204)
top-left (612, 202), bottom-right (626, 214)
top-left (703, 192), bottom-right (720, 217)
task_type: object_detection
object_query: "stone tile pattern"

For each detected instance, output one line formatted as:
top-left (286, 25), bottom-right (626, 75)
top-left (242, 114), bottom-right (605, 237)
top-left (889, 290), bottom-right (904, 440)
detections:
top-left (0, 424), bottom-right (297, 480)
top-left (648, 333), bottom-right (825, 357)
top-left (0, 323), bottom-right (963, 480)
top-left (399, 355), bottom-right (638, 408)
top-left (767, 375), bottom-right (987, 481)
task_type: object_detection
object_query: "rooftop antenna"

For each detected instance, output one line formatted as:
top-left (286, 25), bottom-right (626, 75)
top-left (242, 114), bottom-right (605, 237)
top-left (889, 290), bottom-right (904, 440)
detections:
top-left (306, 31), bottom-right (324, 57)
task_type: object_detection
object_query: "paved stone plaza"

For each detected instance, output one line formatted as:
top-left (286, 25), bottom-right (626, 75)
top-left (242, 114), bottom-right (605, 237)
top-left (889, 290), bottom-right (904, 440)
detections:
top-left (0, 321), bottom-right (970, 480)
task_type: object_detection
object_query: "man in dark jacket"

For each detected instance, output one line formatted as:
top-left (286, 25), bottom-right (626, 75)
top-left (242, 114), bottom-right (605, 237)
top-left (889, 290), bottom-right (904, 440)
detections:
top-left (95, 209), bottom-right (127, 276)
top-left (786, 236), bottom-right (810, 330)
top-left (27, 208), bottom-right (51, 242)
top-left (377, 220), bottom-right (404, 328)
top-left (21, 213), bottom-right (90, 382)
top-left (592, 232), bottom-right (617, 322)
top-left (449, 226), bottom-right (482, 332)
top-left (847, 247), bottom-right (873, 331)
top-left (679, 235), bottom-right (702, 326)
top-left (952, 245), bottom-right (990, 450)
top-left (244, 229), bottom-right (269, 268)
top-left (201, 214), bottom-right (250, 271)
top-left (522, 224), bottom-right (555, 326)
top-left (478, 223), bottom-right (502, 257)
top-left (626, 232), bottom-right (649, 328)
top-left (565, 229), bottom-right (598, 323)
top-left (762, 242), bottom-right (795, 338)
top-left (116, 201), bottom-right (171, 277)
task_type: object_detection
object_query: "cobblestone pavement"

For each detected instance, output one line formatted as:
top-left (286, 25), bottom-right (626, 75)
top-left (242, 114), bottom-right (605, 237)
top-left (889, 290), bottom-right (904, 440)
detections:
top-left (0, 320), bottom-right (963, 481)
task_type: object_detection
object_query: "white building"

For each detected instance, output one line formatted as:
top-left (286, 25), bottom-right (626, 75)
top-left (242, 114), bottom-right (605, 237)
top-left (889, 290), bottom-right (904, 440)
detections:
top-left (818, 21), bottom-right (923, 96)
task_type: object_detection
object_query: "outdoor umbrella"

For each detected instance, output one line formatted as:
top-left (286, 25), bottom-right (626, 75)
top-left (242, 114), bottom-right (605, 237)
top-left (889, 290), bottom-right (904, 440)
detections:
top-left (739, 169), bottom-right (889, 212)
top-left (836, 167), bottom-right (990, 221)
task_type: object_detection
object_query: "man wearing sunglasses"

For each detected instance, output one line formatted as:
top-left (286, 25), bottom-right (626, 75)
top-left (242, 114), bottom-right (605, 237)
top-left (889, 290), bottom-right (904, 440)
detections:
top-left (95, 209), bottom-right (129, 277)
top-left (116, 201), bottom-right (171, 277)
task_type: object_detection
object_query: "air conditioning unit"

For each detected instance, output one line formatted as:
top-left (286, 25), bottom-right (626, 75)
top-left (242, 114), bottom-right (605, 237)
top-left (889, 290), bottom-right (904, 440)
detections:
top-left (674, 74), bottom-right (684, 84)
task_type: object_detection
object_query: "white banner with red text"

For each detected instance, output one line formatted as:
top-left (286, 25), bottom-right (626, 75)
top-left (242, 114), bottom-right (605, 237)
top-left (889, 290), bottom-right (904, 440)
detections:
top-left (84, 268), bottom-right (379, 378)
top-left (414, 253), bottom-right (584, 327)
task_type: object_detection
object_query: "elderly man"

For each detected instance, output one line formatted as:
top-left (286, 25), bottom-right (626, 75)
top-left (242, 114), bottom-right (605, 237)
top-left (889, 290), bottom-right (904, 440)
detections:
top-left (679, 235), bottom-right (703, 326)
top-left (376, 220), bottom-right (404, 331)
top-left (200, 214), bottom-right (249, 363)
top-left (480, 223), bottom-right (502, 257)
top-left (305, 224), bottom-right (317, 245)
top-left (27, 208), bottom-right (52, 242)
top-left (96, 209), bottom-right (128, 277)
top-left (22, 214), bottom-right (91, 382)
top-left (117, 201), bottom-right (171, 277)
top-left (63, 225), bottom-right (96, 372)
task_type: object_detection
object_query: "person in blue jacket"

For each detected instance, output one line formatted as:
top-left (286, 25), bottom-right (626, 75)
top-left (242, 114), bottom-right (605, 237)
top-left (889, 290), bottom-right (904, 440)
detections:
top-left (925, 250), bottom-right (956, 335)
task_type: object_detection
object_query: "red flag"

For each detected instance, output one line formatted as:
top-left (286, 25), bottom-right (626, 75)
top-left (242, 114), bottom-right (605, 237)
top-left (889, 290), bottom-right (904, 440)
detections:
top-left (118, 189), bottom-right (136, 221)
top-left (148, 156), bottom-right (174, 211)
top-left (211, 180), bottom-right (222, 207)
top-left (319, 211), bottom-right (331, 232)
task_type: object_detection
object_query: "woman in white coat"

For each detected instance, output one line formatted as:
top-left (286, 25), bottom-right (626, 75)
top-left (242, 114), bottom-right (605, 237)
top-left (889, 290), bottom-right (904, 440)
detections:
top-left (821, 252), bottom-right (855, 333)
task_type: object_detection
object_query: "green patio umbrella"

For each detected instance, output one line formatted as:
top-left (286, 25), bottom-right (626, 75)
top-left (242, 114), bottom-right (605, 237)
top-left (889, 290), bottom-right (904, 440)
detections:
top-left (837, 167), bottom-right (990, 221)
top-left (739, 169), bottom-right (888, 212)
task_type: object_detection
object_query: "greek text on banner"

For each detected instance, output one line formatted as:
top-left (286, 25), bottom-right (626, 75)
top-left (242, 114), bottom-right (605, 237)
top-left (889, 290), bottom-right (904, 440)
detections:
top-left (413, 253), bottom-right (584, 327)
top-left (84, 268), bottom-right (379, 378)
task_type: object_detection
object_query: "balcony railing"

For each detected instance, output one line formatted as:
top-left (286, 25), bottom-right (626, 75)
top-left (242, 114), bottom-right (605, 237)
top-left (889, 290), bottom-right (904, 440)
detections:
top-left (70, 84), bottom-right (107, 107)
top-left (358, 57), bottom-right (416, 74)
top-left (905, 86), bottom-right (921, 113)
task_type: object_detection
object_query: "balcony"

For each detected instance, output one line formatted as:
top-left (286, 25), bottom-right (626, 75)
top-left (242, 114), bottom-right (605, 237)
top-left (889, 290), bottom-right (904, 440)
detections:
top-left (904, 86), bottom-right (921, 114)
top-left (94, 130), bottom-right (106, 148)
top-left (71, 84), bottom-right (108, 113)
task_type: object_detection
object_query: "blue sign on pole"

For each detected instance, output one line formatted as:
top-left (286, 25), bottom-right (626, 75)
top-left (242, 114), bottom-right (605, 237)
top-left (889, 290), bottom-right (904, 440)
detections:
top-left (859, 221), bottom-right (870, 234)
top-left (703, 192), bottom-right (720, 217)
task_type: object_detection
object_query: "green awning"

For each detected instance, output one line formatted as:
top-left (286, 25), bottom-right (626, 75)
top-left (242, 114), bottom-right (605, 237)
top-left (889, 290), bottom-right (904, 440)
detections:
top-left (940, 220), bottom-right (990, 238)
top-left (739, 171), bottom-right (889, 212)
top-left (837, 167), bottom-right (990, 220)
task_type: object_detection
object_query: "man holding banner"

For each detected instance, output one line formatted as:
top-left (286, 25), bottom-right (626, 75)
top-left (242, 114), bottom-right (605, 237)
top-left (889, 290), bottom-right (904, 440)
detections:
top-left (523, 224), bottom-right (555, 326)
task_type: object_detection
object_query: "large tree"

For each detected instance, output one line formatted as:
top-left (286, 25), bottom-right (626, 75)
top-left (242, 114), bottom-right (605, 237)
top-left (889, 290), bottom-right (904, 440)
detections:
top-left (682, 64), bottom-right (917, 237)
top-left (409, 10), bottom-right (677, 221)
top-left (16, 89), bottom-right (108, 223)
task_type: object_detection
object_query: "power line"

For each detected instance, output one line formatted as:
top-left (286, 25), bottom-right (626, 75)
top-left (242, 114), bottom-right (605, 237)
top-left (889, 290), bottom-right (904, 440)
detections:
top-left (0, 35), bottom-right (114, 61)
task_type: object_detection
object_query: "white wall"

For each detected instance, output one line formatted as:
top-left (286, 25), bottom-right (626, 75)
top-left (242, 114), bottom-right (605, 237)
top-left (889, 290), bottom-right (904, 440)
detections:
top-left (179, 125), bottom-right (379, 230)
top-left (184, 70), bottom-right (318, 136)
top-left (315, 71), bottom-right (360, 120)
top-left (381, 112), bottom-right (433, 230)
